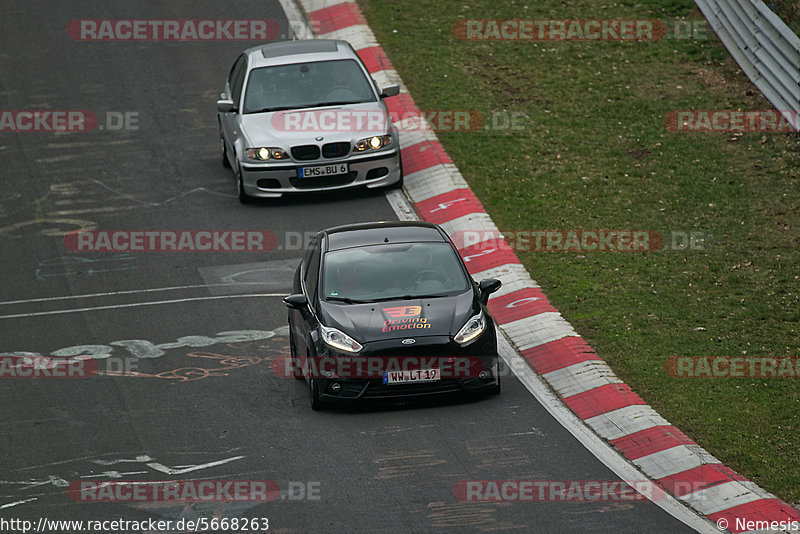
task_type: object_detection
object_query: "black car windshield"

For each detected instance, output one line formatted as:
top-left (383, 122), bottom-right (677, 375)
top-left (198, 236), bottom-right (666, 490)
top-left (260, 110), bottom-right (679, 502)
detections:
top-left (243, 59), bottom-right (377, 113)
top-left (322, 242), bottom-right (470, 302)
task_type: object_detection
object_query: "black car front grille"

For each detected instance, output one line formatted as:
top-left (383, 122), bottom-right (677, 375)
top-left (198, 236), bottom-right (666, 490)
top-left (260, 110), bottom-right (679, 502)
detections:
top-left (291, 145), bottom-right (320, 160)
top-left (367, 343), bottom-right (453, 358)
top-left (322, 142), bottom-right (351, 158)
top-left (361, 379), bottom-right (464, 398)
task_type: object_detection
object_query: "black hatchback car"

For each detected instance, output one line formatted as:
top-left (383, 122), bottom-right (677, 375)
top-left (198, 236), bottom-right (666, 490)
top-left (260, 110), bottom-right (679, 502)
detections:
top-left (284, 221), bottom-right (502, 410)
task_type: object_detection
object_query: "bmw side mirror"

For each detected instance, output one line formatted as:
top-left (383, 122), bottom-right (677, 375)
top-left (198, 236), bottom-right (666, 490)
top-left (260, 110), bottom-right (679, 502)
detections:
top-left (379, 84), bottom-right (400, 98)
top-left (216, 98), bottom-right (236, 112)
top-left (283, 294), bottom-right (309, 310)
top-left (478, 278), bottom-right (502, 305)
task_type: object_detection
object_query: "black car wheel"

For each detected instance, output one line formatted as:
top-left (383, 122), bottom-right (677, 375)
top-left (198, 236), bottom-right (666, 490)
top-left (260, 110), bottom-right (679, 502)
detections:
top-left (236, 163), bottom-right (251, 204)
top-left (220, 128), bottom-right (231, 168)
top-left (388, 154), bottom-right (404, 189)
top-left (490, 373), bottom-right (501, 395)
top-left (289, 322), bottom-right (303, 380)
top-left (310, 378), bottom-right (326, 411)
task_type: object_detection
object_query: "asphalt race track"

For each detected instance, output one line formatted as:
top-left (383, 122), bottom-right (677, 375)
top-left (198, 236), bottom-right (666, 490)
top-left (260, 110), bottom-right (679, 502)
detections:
top-left (0, 1), bottom-right (700, 532)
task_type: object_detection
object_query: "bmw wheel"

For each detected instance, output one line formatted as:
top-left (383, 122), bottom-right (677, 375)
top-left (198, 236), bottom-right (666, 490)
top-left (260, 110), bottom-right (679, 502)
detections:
top-left (236, 163), bottom-right (251, 204)
top-left (219, 126), bottom-right (231, 168)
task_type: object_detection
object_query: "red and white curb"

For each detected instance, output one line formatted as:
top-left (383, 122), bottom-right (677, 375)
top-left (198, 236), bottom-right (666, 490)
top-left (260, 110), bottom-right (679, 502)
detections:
top-left (284, 0), bottom-right (800, 531)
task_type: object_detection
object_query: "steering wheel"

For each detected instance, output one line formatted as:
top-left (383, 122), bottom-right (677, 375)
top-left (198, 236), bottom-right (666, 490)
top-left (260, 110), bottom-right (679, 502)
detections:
top-left (411, 269), bottom-right (450, 287)
top-left (323, 86), bottom-right (358, 101)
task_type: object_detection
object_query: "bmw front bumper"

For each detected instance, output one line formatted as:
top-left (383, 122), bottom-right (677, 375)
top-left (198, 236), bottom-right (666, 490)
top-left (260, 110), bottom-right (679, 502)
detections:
top-left (240, 149), bottom-right (402, 198)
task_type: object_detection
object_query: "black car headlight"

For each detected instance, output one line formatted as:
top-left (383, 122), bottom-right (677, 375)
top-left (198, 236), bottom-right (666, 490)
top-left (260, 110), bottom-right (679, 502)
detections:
top-left (245, 147), bottom-right (288, 161)
top-left (454, 311), bottom-right (486, 345)
top-left (353, 135), bottom-right (392, 152)
top-left (319, 325), bottom-right (363, 354)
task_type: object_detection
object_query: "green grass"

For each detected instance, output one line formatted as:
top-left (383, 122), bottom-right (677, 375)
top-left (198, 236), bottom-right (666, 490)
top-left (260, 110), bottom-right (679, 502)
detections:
top-left (359, 0), bottom-right (800, 504)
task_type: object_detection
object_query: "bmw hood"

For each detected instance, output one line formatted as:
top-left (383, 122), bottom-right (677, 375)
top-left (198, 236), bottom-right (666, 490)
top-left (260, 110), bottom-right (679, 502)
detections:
top-left (239, 101), bottom-right (392, 147)
top-left (319, 292), bottom-right (479, 342)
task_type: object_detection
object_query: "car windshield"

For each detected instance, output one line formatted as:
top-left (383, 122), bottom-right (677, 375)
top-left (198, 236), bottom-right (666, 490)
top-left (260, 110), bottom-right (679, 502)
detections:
top-left (243, 59), bottom-right (377, 114)
top-left (322, 242), bottom-right (470, 302)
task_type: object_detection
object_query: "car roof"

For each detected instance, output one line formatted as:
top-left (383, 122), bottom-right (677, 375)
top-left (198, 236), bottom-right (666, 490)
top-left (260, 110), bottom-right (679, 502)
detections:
top-left (244, 39), bottom-right (358, 68)
top-left (322, 221), bottom-right (449, 252)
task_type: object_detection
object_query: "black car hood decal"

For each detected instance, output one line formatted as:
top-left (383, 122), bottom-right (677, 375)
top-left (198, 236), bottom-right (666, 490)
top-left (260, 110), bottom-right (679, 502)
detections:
top-left (319, 291), bottom-right (477, 342)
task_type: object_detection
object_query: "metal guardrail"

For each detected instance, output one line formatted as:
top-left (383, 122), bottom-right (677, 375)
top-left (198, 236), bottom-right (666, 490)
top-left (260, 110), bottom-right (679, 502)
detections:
top-left (695, 0), bottom-right (800, 131)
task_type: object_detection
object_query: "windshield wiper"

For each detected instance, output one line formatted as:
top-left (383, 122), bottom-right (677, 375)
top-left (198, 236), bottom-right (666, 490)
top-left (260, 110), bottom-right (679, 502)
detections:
top-left (306, 100), bottom-right (365, 107)
top-left (325, 296), bottom-right (372, 304)
top-left (246, 104), bottom-right (318, 114)
top-left (366, 294), bottom-right (449, 303)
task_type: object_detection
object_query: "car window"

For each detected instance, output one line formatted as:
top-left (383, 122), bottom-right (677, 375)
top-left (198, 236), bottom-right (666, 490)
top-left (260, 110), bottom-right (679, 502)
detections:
top-left (230, 55), bottom-right (248, 108)
top-left (303, 240), bottom-right (321, 300)
top-left (243, 59), bottom-right (377, 114)
top-left (228, 55), bottom-right (245, 90)
top-left (322, 243), bottom-right (470, 302)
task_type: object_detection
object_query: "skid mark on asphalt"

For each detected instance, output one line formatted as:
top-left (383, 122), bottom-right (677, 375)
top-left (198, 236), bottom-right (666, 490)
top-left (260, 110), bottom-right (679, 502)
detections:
top-left (358, 424), bottom-right (437, 436)
top-left (425, 501), bottom-right (524, 531)
top-left (373, 450), bottom-right (447, 480)
top-left (465, 441), bottom-right (541, 471)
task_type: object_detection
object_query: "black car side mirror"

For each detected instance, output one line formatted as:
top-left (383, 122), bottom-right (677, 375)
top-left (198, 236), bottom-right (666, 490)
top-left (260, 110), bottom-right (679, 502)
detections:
top-left (478, 278), bottom-right (502, 305)
top-left (283, 294), bottom-right (309, 309)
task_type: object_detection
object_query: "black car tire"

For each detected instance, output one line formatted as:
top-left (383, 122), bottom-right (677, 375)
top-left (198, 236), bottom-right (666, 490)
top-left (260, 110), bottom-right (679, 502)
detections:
top-left (236, 163), bottom-right (251, 204)
top-left (220, 129), bottom-right (231, 168)
top-left (288, 323), bottom-right (303, 380)
top-left (388, 155), bottom-right (404, 190)
top-left (310, 378), bottom-right (326, 411)
top-left (490, 373), bottom-right (501, 395)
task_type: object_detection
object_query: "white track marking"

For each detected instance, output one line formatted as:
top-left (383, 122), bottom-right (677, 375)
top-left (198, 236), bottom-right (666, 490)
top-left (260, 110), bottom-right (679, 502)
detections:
top-left (145, 456), bottom-right (245, 476)
top-left (0, 294), bottom-right (285, 320)
top-left (277, 0), bottom-right (314, 39)
top-left (0, 283), bottom-right (276, 307)
top-left (542, 360), bottom-right (623, 398)
top-left (680, 480), bottom-right (772, 516)
top-left (384, 189), bottom-right (418, 221)
top-left (0, 498), bottom-right (38, 509)
top-left (635, 446), bottom-right (721, 481)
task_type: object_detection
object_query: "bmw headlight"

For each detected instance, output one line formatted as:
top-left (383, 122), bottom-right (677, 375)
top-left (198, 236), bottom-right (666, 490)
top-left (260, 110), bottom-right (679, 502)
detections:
top-left (354, 135), bottom-right (392, 152)
top-left (245, 147), bottom-right (288, 161)
top-left (320, 325), bottom-right (363, 353)
top-left (454, 311), bottom-right (486, 345)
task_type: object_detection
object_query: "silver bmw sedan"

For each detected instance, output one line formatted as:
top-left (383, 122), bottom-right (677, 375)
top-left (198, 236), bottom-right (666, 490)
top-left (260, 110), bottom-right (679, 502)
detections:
top-left (217, 39), bottom-right (403, 203)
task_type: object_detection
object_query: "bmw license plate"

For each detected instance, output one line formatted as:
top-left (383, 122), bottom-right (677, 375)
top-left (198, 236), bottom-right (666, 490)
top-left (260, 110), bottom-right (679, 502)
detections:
top-left (298, 163), bottom-right (348, 178)
top-left (383, 368), bottom-right (440, 384)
